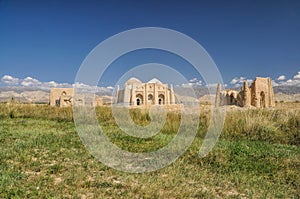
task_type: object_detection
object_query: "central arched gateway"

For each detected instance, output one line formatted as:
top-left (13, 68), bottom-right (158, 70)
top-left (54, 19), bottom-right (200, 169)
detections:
top-left (116, 77), bottom-right (176, 106)
top-left (158, 94), bottom-right (165, 105)
top-left (148, 94), bottom-right (154, 104)
top-left (136, 94), bottom-right (143, 106)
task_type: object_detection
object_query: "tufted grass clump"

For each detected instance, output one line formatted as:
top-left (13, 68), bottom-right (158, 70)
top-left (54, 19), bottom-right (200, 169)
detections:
top-left (222, 108), bottom-right (300, 145)
top-left (0, 102), bottom-right (73, 121)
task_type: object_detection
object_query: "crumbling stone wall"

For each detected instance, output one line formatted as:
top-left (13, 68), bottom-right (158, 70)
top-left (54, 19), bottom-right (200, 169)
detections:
top-left (49, 88), bottom-right (74, 107)
top-left (215, 77), bottom-right (275, 108)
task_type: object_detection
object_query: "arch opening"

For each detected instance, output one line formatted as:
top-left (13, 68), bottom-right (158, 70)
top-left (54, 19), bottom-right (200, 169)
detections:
top-left (230, 94), bottom-right (235, 105)
top-left (148, 94), bottom-right (154, 104)
top-left (136, 94), bottom-right (143, 106)
top-left (158, 94), bottom-right (165, 105)
top-left (260, 91), bottom-right (266, 108)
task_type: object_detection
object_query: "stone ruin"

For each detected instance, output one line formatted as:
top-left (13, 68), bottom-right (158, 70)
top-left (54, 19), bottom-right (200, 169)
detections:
top-left (116, 77), bottom-right (176, 106)
top-left (50, 88), bottom-right (75, 107)
top-left (215, 77), bottom-right (275, 108)
top-left (49, 88), bottom-right (103, 107)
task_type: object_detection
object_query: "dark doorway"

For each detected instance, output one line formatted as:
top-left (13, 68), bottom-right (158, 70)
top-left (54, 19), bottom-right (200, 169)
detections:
top-left (158, 94), bottom-right (164, 105)
top-left (260, 91), bottom-right (266, 108)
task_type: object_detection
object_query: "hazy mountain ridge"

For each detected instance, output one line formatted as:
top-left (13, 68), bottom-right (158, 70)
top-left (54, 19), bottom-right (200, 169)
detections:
top-left (273, 86), bottom-right (300, 95)
top-left (191, 85), bottom-right (300, 97)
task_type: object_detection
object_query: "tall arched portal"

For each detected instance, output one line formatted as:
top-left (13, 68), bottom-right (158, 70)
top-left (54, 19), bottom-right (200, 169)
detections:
top-left (136, 94), bottom-right (143, 106)
top-left (158, 94), bottom-right (165, 105)
top-left (260, 91), bottom-right (266, 108)
top-left (148, 94), bottom-right (154, 104)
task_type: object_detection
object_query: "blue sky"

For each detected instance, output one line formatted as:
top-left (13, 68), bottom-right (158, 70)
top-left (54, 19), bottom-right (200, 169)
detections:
top-left (0, 0), bottom-right (300, 89)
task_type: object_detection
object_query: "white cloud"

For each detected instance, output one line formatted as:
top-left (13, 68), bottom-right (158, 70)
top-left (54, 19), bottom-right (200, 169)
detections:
top-left (206, 83), bottom-right (219, 88)
top-left (293, 71), bottom-right (300, 79)
top-left (21, 77), bottom-right (41, 87)
top-left (181, 79), bottom-right (202, 87)
top-left (106, 86), bottom-right (114, 90)
top-left (272, 71), bottom-right (300, 86)
top-left (45, 81), bottom-right (58, 87)
top-left (0, 75), bottom-right (115, 94)
top-left (271, 80), bottom-right (279, 87)
top-left (4, 70), bottom-right (300, 95)
top-left (1, 75), bottom-right (19, 85)
top-left (73, 82), bottom-right (114, 94)
top-left (189, 78), bottom-right (197, 83)
top-left (39, 81), bottom-right (72, 90)
top-left (18, 78), bottom-right (72, 90)
top-left (99, 86), bottom-right (114, 93)
top-left (230, 77), bottom-right (245, 84)
top-left (181, 78), bottom-right (203, 87)
top-left (181, 83), bottom-right (193, 88)
top-left (230, 77), bottom-right (253, 88)
top-left (277, 75), bottom-right (286, 81)
top-left (281, 78), bottom-right (300, 86)
top-left (195, 80), bottom-right (203, 86)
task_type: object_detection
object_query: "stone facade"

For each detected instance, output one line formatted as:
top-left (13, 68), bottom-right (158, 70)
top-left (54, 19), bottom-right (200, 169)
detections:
top-left (93, 97), bottom-right (103, 107)
top-left (215, 77), bottom-right (275, 108)
top-left (49, 88), bottom-right (75, 107)
top-left (50, 88), bottom-right (104, 107)
top-left (116, 77), bottom-right (176, 106)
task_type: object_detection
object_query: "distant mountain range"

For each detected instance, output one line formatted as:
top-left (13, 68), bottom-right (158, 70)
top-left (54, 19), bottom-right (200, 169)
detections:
top-left (0, 85), bottom-right (299, 104)
top-left (0, 86), bottom-right (113, 104)
top-left (273, 86), bottom-right (300, 95)
top-left (192, 85), bottom-right (300, 97)
top-left (0, 90), bottom-right (49, 103)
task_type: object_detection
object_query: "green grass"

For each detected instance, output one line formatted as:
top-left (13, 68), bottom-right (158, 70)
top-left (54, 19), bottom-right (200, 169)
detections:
top-left (0, 103), bottom-right (299, 198)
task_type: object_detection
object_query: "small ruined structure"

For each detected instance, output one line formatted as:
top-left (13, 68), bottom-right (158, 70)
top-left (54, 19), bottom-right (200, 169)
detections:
top-left (93, 97), bottom-right (103, 107)
top-left (50, 88), bottom-right (103, 107)
top-left (215, 77), bottom-right (275, 108)
top-left (50, 88), bottom-right (75, 107)
top-left (116, 77), bottom-right (176, 106)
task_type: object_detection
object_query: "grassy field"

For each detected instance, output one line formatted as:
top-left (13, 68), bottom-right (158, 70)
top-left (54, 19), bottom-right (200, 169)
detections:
top-left (0, 103), bottom-right (300, 198)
